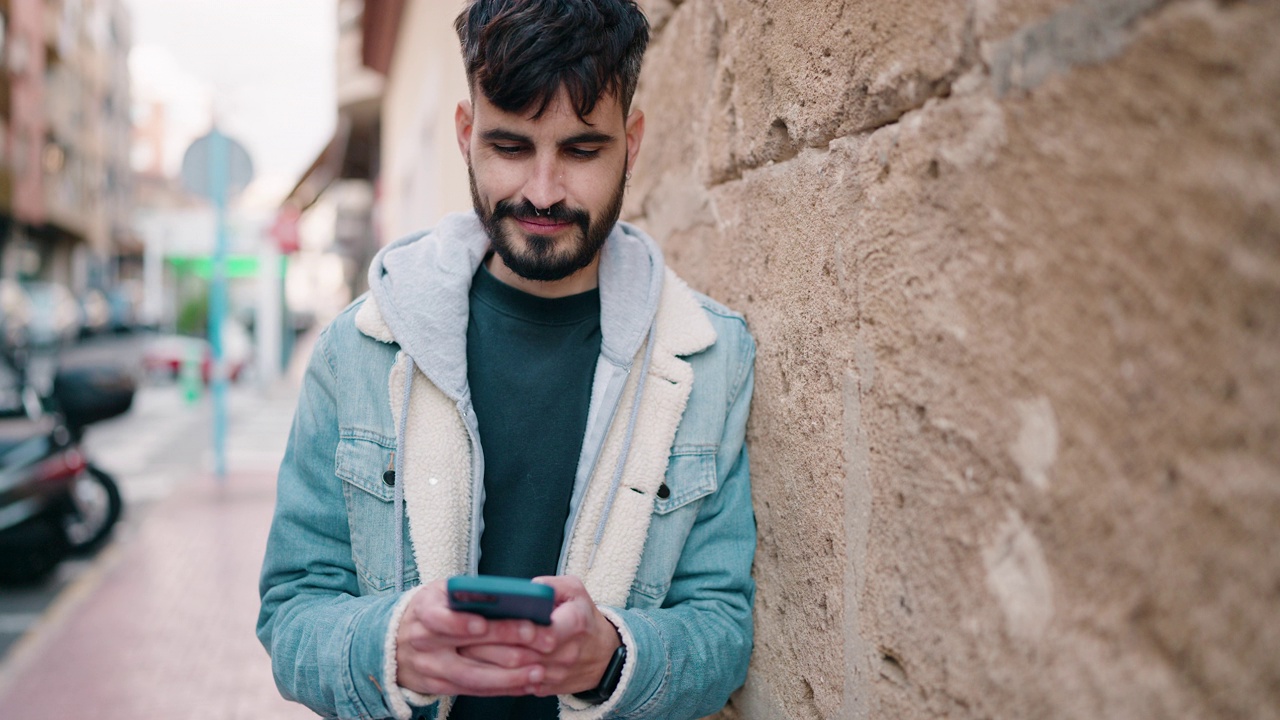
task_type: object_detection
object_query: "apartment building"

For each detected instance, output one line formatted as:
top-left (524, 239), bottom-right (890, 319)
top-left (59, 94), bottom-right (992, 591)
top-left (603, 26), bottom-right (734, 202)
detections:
top-left (0, 0), bottom-right (132, 293)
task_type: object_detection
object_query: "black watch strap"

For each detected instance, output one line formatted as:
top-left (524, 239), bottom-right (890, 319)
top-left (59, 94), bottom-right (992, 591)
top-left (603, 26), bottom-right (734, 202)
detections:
top-left (573, 643), bottom-right (626, 704)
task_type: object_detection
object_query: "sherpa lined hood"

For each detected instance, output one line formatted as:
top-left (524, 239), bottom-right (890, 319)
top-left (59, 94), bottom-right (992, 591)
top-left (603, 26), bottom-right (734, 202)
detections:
top-left (366, 211), bottom-right (665, 400)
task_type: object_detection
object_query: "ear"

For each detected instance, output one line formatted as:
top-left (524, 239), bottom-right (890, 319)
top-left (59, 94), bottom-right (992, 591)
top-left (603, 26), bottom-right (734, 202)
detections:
top-left (624, 110), bottom-right (645, 176)
top-left (456, 99), bottom-right (474, 163)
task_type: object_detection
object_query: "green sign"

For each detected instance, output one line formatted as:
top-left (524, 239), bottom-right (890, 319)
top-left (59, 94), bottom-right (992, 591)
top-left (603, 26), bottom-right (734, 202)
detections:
top-left (166, 255), bottom-right (272, 278)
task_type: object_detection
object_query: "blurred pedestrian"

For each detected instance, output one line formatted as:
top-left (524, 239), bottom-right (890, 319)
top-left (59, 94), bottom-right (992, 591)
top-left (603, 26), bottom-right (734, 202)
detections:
top-left (257, 2), bottom-right (756, 719)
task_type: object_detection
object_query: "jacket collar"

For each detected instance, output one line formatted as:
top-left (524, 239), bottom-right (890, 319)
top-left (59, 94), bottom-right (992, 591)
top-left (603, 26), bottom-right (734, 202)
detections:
top-left (358, 213), bottom-right (715, 384)
top-left (357, 265), bottom-right (716, 357)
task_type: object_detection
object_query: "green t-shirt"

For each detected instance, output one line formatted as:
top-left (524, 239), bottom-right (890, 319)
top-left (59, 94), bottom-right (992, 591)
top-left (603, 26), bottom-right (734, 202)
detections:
top-left (454, 262), bottom-right (601, 720)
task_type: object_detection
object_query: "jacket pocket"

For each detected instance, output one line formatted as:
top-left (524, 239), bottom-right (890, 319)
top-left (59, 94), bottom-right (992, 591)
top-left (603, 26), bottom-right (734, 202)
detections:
top-left (335, 432), bottom-right (418, 593)
top-left (653, 447), bottom-right (718, 515)
top-left (630, 448), bottom-right (718, 607)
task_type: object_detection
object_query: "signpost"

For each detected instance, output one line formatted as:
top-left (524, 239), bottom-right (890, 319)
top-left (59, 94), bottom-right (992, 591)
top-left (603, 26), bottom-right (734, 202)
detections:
top-left (180, 127), bottom-right (254, 481)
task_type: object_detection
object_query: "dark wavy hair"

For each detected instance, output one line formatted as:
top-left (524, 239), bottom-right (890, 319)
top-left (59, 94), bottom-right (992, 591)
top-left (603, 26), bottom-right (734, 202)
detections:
top-left (455, 0), bottom-right (650, 119)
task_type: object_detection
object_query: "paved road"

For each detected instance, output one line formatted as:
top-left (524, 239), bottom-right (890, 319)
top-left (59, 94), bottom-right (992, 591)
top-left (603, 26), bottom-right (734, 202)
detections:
top-left (0, 332), bottom-right (299, 663)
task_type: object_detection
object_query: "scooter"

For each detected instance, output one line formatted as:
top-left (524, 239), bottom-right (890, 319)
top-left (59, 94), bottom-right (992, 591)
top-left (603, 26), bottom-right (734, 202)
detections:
top-left (0, 362), bottom-right (134, 584)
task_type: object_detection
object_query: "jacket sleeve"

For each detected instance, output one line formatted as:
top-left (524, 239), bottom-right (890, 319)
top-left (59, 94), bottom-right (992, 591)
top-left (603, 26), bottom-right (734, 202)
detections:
top-left (576, 331), bottom-right (757, 720)
top-left (256, 330), bottom-right (431, 720)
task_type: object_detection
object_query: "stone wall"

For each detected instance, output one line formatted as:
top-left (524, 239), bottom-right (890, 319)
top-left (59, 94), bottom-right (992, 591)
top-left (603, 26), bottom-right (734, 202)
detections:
top-left (624, 1), bottom-right (1280, 718)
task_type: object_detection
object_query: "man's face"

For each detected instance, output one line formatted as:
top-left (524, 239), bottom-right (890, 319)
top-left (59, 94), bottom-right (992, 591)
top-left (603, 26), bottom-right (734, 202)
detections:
top-left (457, 87), bottom-right (644, 284)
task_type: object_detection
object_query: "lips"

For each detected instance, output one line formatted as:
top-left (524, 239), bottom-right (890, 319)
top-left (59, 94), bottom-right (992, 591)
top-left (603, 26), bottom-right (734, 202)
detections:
top-left (515, 217), bottom-right (572, 234)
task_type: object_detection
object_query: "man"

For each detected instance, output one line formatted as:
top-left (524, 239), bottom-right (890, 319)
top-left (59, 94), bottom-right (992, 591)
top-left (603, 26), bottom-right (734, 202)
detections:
top-left (257, 2), bottom-right (756, 718)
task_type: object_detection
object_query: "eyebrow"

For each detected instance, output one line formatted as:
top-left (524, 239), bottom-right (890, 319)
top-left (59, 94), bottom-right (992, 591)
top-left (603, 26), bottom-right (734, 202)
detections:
top-left (480, 129), bottom-right (531, 144)
top-left (479, 129), bottom-right (615, 147)
top-left (559, 131), bottom-right (614, 146)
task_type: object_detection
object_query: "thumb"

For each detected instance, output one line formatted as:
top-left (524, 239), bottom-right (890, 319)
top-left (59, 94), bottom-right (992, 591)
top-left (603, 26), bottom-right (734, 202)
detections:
top-left (531, 575), bottom-right (589, 605)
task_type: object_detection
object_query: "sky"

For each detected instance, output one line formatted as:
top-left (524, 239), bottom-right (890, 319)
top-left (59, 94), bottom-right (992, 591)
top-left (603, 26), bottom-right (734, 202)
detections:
top-left (124, 0), bottom-right (338, 209)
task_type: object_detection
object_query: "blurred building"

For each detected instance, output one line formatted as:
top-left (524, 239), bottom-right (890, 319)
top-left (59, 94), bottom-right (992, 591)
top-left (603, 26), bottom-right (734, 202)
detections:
top-left (282, 0), bottom-right (390, 302)
top-left (0, 0), bottom-right (134, 294)
top-left (373, 0), bottom-right (470, 239)
top-left (284, 0), bottom-right (474, 251)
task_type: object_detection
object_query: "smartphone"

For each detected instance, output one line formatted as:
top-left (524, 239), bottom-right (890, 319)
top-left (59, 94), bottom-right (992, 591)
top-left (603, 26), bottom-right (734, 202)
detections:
top-left (446, 575), bottom-right (555, 626)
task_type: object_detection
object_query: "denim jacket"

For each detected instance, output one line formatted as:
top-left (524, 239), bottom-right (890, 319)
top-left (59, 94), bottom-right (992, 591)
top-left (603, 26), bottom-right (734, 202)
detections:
top-left (257, 213), bottom-right (756, 720)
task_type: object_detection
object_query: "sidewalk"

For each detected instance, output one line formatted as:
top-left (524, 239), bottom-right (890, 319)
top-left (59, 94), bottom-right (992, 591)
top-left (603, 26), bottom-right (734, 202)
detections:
top-left (0, 374), bottom-right (318, 719)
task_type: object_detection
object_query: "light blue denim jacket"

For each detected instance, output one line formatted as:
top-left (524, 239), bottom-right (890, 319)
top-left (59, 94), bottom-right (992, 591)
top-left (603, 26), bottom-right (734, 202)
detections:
top-left (257, 213), bottom-right (756, 720)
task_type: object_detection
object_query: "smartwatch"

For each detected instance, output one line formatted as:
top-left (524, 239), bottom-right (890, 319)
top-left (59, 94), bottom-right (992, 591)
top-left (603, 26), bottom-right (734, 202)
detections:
top-left (573, 643), bottom-right (626, 704)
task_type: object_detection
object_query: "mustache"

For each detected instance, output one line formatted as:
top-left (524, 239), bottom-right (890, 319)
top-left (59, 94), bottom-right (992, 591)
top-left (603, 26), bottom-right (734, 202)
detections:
top-left (493, 199), bottom-right (588, 226)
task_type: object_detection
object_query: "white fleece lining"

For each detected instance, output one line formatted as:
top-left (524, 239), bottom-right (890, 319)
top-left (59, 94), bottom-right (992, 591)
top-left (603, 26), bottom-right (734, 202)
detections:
top-left (357, 274), bottom-right (716, 720)
top-left (653, 270), bottom-right (717, 357)
top-left (387, 354), bottom-right (473, 589)
top-left (562, 352), bottom-right (690, 605)
top-left (355, 297), bottom-right (395, 342)
top-left (561, 273), bottom-right (714, 607)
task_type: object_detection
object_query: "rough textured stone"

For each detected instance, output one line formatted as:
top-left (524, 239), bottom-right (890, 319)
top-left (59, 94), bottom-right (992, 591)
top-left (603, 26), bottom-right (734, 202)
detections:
top-left (631, 0), bottom-right (973, 191)
top-left (631, 0), bottom-right (1280, 717)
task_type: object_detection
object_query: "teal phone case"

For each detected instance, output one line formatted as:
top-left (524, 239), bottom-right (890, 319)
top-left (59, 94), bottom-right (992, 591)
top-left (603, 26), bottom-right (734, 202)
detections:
top-left (446, 575), bottom-right (555, 625)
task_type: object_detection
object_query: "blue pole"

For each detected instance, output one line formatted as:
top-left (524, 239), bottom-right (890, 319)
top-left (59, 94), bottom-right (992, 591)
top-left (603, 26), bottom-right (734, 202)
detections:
top-left (208, 128), bottom-right (229, 481)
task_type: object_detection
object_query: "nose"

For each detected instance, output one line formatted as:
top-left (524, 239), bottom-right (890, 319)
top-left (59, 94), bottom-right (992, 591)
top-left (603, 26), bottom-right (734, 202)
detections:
top-left (522, 155), bottom-right (566, 210)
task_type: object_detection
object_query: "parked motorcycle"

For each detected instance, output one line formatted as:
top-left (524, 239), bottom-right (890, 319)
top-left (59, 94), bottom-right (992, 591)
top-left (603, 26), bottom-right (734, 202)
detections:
top-left (0, 363), bottom-right (134, 583)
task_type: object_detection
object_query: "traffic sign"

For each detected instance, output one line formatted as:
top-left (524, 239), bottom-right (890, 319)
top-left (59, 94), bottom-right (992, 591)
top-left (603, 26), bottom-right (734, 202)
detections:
top-left (181, 129), bottom-right (254, 201)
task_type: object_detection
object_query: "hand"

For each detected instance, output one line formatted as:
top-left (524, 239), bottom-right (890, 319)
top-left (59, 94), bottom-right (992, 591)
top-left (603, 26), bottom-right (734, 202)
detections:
top-left (458, 575), bottom-right (622, 697)
top-left (394, 579), bottom-right (550, 696)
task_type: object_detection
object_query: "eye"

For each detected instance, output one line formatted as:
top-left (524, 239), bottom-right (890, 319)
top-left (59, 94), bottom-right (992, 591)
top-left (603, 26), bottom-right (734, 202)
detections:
top-left (566, 147), bottom-right (601, 159)
top-left (492, 144), bottom-right (527, 156)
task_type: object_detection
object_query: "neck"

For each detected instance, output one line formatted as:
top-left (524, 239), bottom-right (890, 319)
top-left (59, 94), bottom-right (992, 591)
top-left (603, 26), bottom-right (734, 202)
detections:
top-left (485, 253), bottom-right (601, 298)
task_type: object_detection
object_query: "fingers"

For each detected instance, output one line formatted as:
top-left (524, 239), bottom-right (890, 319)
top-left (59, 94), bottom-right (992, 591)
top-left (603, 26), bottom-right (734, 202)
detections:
top-left (405, 583), bottom-right (548, 650)
top-left (408, 580), bottom-right (484, 635)
top-left (415, 601), bottom-right (488, 639)
top-left (459, 643), bottom-right (545, 668)
top-left (400, 652), bottom-right (545, 696)
top-left (523, 576), bottom-right (624, 696)
top-left (397, 581), bottom-right (556, 697)
top-left (397, 576), bottom-right (613, 697)
top-left (467, 618), bottom-right (550, 648)
top-left (461, 638), bottom-right (581, 674)
top-left (548, 600), bottom-right (592, 638)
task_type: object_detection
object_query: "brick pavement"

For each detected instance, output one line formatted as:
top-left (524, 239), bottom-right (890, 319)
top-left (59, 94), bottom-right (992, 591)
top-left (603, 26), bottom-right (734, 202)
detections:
top-left (0, 342), bottom-right (323, 720)
top-left (0, 466), bottom-right (317, 720)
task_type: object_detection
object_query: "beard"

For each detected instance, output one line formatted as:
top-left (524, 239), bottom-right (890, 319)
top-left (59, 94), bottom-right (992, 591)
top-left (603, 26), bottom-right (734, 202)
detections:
top-left (470, 165), bottom-right (627, 282)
